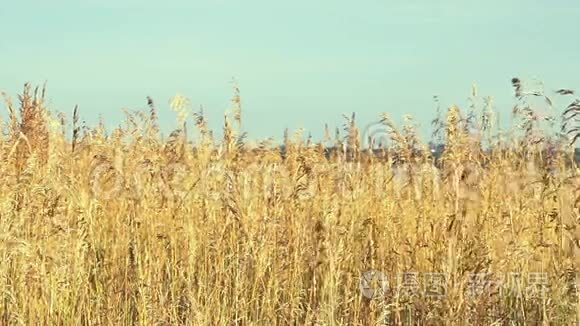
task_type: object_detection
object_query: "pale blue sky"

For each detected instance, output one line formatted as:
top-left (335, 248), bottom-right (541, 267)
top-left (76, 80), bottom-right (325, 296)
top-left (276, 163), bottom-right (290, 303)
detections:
top-left (1, 0), bottom-right (579, 142)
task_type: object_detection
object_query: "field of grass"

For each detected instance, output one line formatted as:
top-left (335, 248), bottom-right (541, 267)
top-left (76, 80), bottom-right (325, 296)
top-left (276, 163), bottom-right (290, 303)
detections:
top-left (0, 81), bottom-right (579, 325)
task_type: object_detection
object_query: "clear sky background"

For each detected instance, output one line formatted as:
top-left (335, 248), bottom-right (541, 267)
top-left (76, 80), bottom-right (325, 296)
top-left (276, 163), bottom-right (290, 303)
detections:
top-left (1, 0), bottom-right (579, 143)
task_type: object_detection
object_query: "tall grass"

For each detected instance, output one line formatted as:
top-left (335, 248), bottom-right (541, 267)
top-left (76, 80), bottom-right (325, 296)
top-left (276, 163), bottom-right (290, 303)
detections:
top-left (0, 80), bottom-right (578, 325)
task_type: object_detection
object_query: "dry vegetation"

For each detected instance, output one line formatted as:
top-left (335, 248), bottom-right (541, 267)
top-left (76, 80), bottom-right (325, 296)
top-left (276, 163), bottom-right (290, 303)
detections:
top-left (0, 80), bottom-right (579, 325)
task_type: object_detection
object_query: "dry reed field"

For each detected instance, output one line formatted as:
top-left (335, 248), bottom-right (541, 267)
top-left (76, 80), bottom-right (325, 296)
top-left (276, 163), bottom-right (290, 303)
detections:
top-left (0, 79), bottom-right (579, 325)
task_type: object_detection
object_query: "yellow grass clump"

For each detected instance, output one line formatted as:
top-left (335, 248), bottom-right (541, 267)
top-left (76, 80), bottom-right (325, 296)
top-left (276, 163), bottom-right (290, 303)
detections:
top-left (0, 80), bottom-right (579, 325)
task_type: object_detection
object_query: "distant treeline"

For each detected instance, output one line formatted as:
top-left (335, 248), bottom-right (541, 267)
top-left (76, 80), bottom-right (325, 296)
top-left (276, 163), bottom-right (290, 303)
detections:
top-left (275, 145), bottom-right (580, 165)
